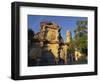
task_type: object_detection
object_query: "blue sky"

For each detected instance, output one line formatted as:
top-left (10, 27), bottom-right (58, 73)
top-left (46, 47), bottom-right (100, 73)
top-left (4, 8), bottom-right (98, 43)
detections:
top-left (28, 15), bottom-right (87, 41)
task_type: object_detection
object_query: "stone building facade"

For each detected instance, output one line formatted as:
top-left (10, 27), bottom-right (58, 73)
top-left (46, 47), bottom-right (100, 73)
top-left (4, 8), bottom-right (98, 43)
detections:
top-left (33, 22), bottom-right (70, 64)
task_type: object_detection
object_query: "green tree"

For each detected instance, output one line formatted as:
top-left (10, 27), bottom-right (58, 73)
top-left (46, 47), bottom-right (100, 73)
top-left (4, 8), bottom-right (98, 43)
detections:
top-left (28, 29), bottom-right (35, 41)
top-left (74, 20), bottom-right (87, 54)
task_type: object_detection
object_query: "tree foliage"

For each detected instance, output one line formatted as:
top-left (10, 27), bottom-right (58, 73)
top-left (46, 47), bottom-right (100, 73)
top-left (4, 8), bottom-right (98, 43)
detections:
top-left (28, 29), bottom-right (35, 40)
top-left (74, 20), bottom-right (87, 54)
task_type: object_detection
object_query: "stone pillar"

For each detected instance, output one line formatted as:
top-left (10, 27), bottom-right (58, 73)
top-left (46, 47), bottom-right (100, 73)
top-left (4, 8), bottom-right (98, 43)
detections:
top-left (66, 31), bottom-right (71, 43)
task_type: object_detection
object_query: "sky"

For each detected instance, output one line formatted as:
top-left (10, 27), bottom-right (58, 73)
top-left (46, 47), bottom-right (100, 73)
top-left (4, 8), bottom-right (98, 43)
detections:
top-left (28, 15), bottom-right (87, 41)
